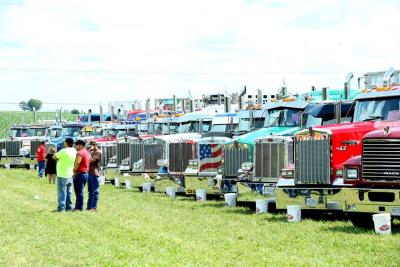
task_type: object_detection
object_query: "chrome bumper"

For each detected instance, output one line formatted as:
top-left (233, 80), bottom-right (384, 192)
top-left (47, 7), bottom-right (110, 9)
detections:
top-left (184, 174), bottom-right (222, 195)
top-left (343, 188), bottom-right (400, 217)
top-left (236, 181), bottom-right (276, 202)
top-left (275, 186), bottom-right (344, 211)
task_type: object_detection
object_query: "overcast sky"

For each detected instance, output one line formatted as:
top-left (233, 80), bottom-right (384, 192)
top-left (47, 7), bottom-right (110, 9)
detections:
top-left (0, 0), bottom-right (399, 111)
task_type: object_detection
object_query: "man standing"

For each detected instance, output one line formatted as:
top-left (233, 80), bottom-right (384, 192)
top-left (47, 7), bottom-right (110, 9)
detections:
top-left (53, 138), bottom-right (76, 212)
top-left (73, 140), bottom-right (90, 211)
top-left (36, 141), bottom-right (46, 178)
top-left (87, 141), bottom-right (102, 211)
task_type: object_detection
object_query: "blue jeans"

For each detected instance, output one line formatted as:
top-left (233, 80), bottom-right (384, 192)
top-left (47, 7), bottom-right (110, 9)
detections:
top-left (73, 173), bottom-right (88, 210)
top-left (57, 177), bottom-right (73, 211)
top-left (87, 174), bottom-right (100, 209)
top-left (38, 160), bottom-right (45, 177)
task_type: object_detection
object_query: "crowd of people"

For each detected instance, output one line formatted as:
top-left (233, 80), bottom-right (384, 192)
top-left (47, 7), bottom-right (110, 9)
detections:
top-left (36, 139), bottom-right (102, 212)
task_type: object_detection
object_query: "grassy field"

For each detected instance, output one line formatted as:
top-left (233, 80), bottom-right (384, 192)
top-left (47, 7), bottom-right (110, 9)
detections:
top-left (0, 169), bottom-right (400, 266)
top-left (0, 111), bottom-right (76, 138)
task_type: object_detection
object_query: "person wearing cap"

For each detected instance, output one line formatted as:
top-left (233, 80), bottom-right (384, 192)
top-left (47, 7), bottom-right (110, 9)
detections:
top-left (36, 141), bottom-right (47, 178)
top-left (72, 139), bottom-right (90, 211)
top-left (53, 138), bottom-right (77, 212)
top-left (87, 141), bottom-right (102, 211)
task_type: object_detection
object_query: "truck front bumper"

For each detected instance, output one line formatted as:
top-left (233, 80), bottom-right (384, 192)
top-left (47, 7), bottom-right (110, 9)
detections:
top-left (275, 186), bottom-right (345, 211)
top-left (184, 174), bottom-right (223, 195)
top-left (343, 188), bottom-right (400, 217)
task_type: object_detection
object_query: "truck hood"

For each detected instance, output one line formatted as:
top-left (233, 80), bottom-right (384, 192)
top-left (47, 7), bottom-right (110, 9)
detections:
top-left (154, 133), bottom-right (202, 143)
top-left (226, 126), bottom-right (300, 145)
top-left (310, 121), bottom-right (400, 136)
top-left (363, 125), bottom-right (400, 139)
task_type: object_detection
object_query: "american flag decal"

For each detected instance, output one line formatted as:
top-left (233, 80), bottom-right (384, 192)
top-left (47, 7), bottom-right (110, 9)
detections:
top-left (199, 144), bottom-right (223, 172)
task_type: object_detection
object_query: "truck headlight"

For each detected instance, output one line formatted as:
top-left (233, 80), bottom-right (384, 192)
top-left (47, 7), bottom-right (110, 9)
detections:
top-left (241, 162), bottom-right (253, 171)
top-left (157, 159), bottom-right (169, 167)
top-left (188, 159), bottom-right (199, 166)
top-left (336, 169), bottom-right (343, 178)
top-left (345, 168), bottom-right (358, 179)
top-left (133, 159), bottom-right (143, 169)
top-left (281, 169), bottom-right (294, 178)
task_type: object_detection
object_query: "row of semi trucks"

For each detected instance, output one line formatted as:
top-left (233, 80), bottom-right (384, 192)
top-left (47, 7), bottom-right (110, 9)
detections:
top-left (2, 68), bottom-right (400, 227)
top-left (96, 68), bottom-right (400, 228)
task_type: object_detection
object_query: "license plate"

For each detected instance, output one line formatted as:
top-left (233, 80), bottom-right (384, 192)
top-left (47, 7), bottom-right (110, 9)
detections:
top-left (391, 207), bottom-right (400, 216)
top-left (263, 186), bottom-right (275, 195)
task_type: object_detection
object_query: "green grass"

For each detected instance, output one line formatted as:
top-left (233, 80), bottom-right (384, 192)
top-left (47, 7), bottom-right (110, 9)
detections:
top-left (0, 169), bottom-right (399, 266)
top-left (0, 111), bottom-right (76, 138)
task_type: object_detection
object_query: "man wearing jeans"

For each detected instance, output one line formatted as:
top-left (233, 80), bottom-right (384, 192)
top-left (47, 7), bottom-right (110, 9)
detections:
top-left (36, 141), bottom-right (46, 178)
top-left (87, 141), bottom-right (102, 211)
top-left (53, 138), bottom-right (76, 212)
top-left (72, 140), bottom-right (90, 211)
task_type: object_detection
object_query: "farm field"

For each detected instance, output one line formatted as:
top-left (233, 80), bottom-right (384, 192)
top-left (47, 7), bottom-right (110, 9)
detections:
top-left (0, 169), bottom-right (399, 266)
top-left (0, 111), bottom-right (76, 138)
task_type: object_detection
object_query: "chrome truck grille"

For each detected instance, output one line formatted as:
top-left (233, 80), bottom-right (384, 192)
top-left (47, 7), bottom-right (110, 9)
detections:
top-left (101, 144), bottom-right (116, 167)
top-left (294, 138), bottom-right (330, 184)
top-left (362, 139), bottom-right (400, 182)
top-left (254, 137), bottom-right (293, 180)
top-left (169, 142), bottom-right (195, 173)
top-left (129, 142), bottom-right (144, 169)
top-left (30, 140), bottom-right (41, 157)
top-left (143, 143), bottom-right (163, 171)
top-left (223, 145), bottom-right (250, 177)
top-left (5, 140), bottom-right (21, 156)
top-left (116, 142), bottom-right (130, 166)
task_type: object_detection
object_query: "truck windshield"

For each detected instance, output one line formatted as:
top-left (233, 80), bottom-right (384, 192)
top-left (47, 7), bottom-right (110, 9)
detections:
top-left (48, 128), bottom-right (62, 138)
top-left (265, 109), bottom-right (301, 127)
top-left (103, 129), bottom-right (118, 137)
top-left (28, 128), bottom-right (46, 137)
top-left (210, 124), bottom-right (229, 132)
top-left (161, 123), bottom-right (178, 134)
top-left (62, 127), bottom-right (80, 137)
top-left (137, 123), bottom-right (147, 132)
top-left (238, 118), bottom-right (265, 131)
top-left (304, 115), bottom-right (322, 128)
top-left (153, 123), bottom-right (162, 134)
top-left (10, 128), bottom-right (29, 137)
top-left (177, 122), bottom-right (191, 133)
top-left (353, 97), bottom-right (400, 122)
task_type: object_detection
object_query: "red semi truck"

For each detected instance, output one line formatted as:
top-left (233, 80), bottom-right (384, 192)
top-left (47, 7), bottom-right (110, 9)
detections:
top-left (342, 126), bottom-right (400, 227)
top-left (275, 69), bottom-right (400, 213)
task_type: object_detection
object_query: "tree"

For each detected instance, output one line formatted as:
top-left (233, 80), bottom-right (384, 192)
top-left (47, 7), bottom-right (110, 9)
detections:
top-left (26, 99), bottom-right (43, 111)
top-left (19, 101), bottom-right (30, 111)
top-left (71, 109), bottom-right (80, 115)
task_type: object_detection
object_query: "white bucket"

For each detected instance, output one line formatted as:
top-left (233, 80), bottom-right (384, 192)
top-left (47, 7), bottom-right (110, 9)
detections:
top-left (114, 177), bottom-right (120, 187)
top-left (196, 189), bottom-right (207, 201)
top-left (30, 164), bottom-right (35, 170)
top-left (256, 199), bottom-right (269, 214)
top-left (287, 205), bottom-right (301, 222)
top-left (125, 179), bottom-right (132, 190)
top-left (373, 213), bottom-right (391, 235)
top-left (142, 182), bottom-right (152, 193)
top-left (5, 164), bottom-right (10, 169)
top-left (224, 193), bottom-right (237, 207)
top-left (99, 176), bottom-right (105, 185)
top-left (165, 186), bottom-right (176, 198)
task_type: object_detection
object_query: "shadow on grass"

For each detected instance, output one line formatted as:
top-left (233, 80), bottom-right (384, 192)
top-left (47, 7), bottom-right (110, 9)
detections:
top-left (325, 220), bottom-right (400, 235)
top-left (223, 207), bottom-right (256, 216)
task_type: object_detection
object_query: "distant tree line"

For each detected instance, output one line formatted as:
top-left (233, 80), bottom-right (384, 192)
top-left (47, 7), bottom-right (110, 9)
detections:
top-left (19, 99), bottom-right (43, 111)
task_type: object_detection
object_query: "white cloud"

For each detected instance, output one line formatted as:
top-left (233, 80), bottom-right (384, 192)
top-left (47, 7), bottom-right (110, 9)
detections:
top-left (0, 0), bottom-right (399, 111)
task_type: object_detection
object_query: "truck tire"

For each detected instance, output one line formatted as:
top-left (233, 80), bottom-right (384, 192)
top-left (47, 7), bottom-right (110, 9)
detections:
top-left (348, 213), bottom-right (374, 228)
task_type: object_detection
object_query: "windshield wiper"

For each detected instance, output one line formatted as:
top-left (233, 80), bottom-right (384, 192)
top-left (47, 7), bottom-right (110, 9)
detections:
top-left (363, 115), bottom-right (383, 122)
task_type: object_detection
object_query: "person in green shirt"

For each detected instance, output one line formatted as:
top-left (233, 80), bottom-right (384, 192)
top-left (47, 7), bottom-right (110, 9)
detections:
top-left (53, 138), bottom-right (77, 212)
